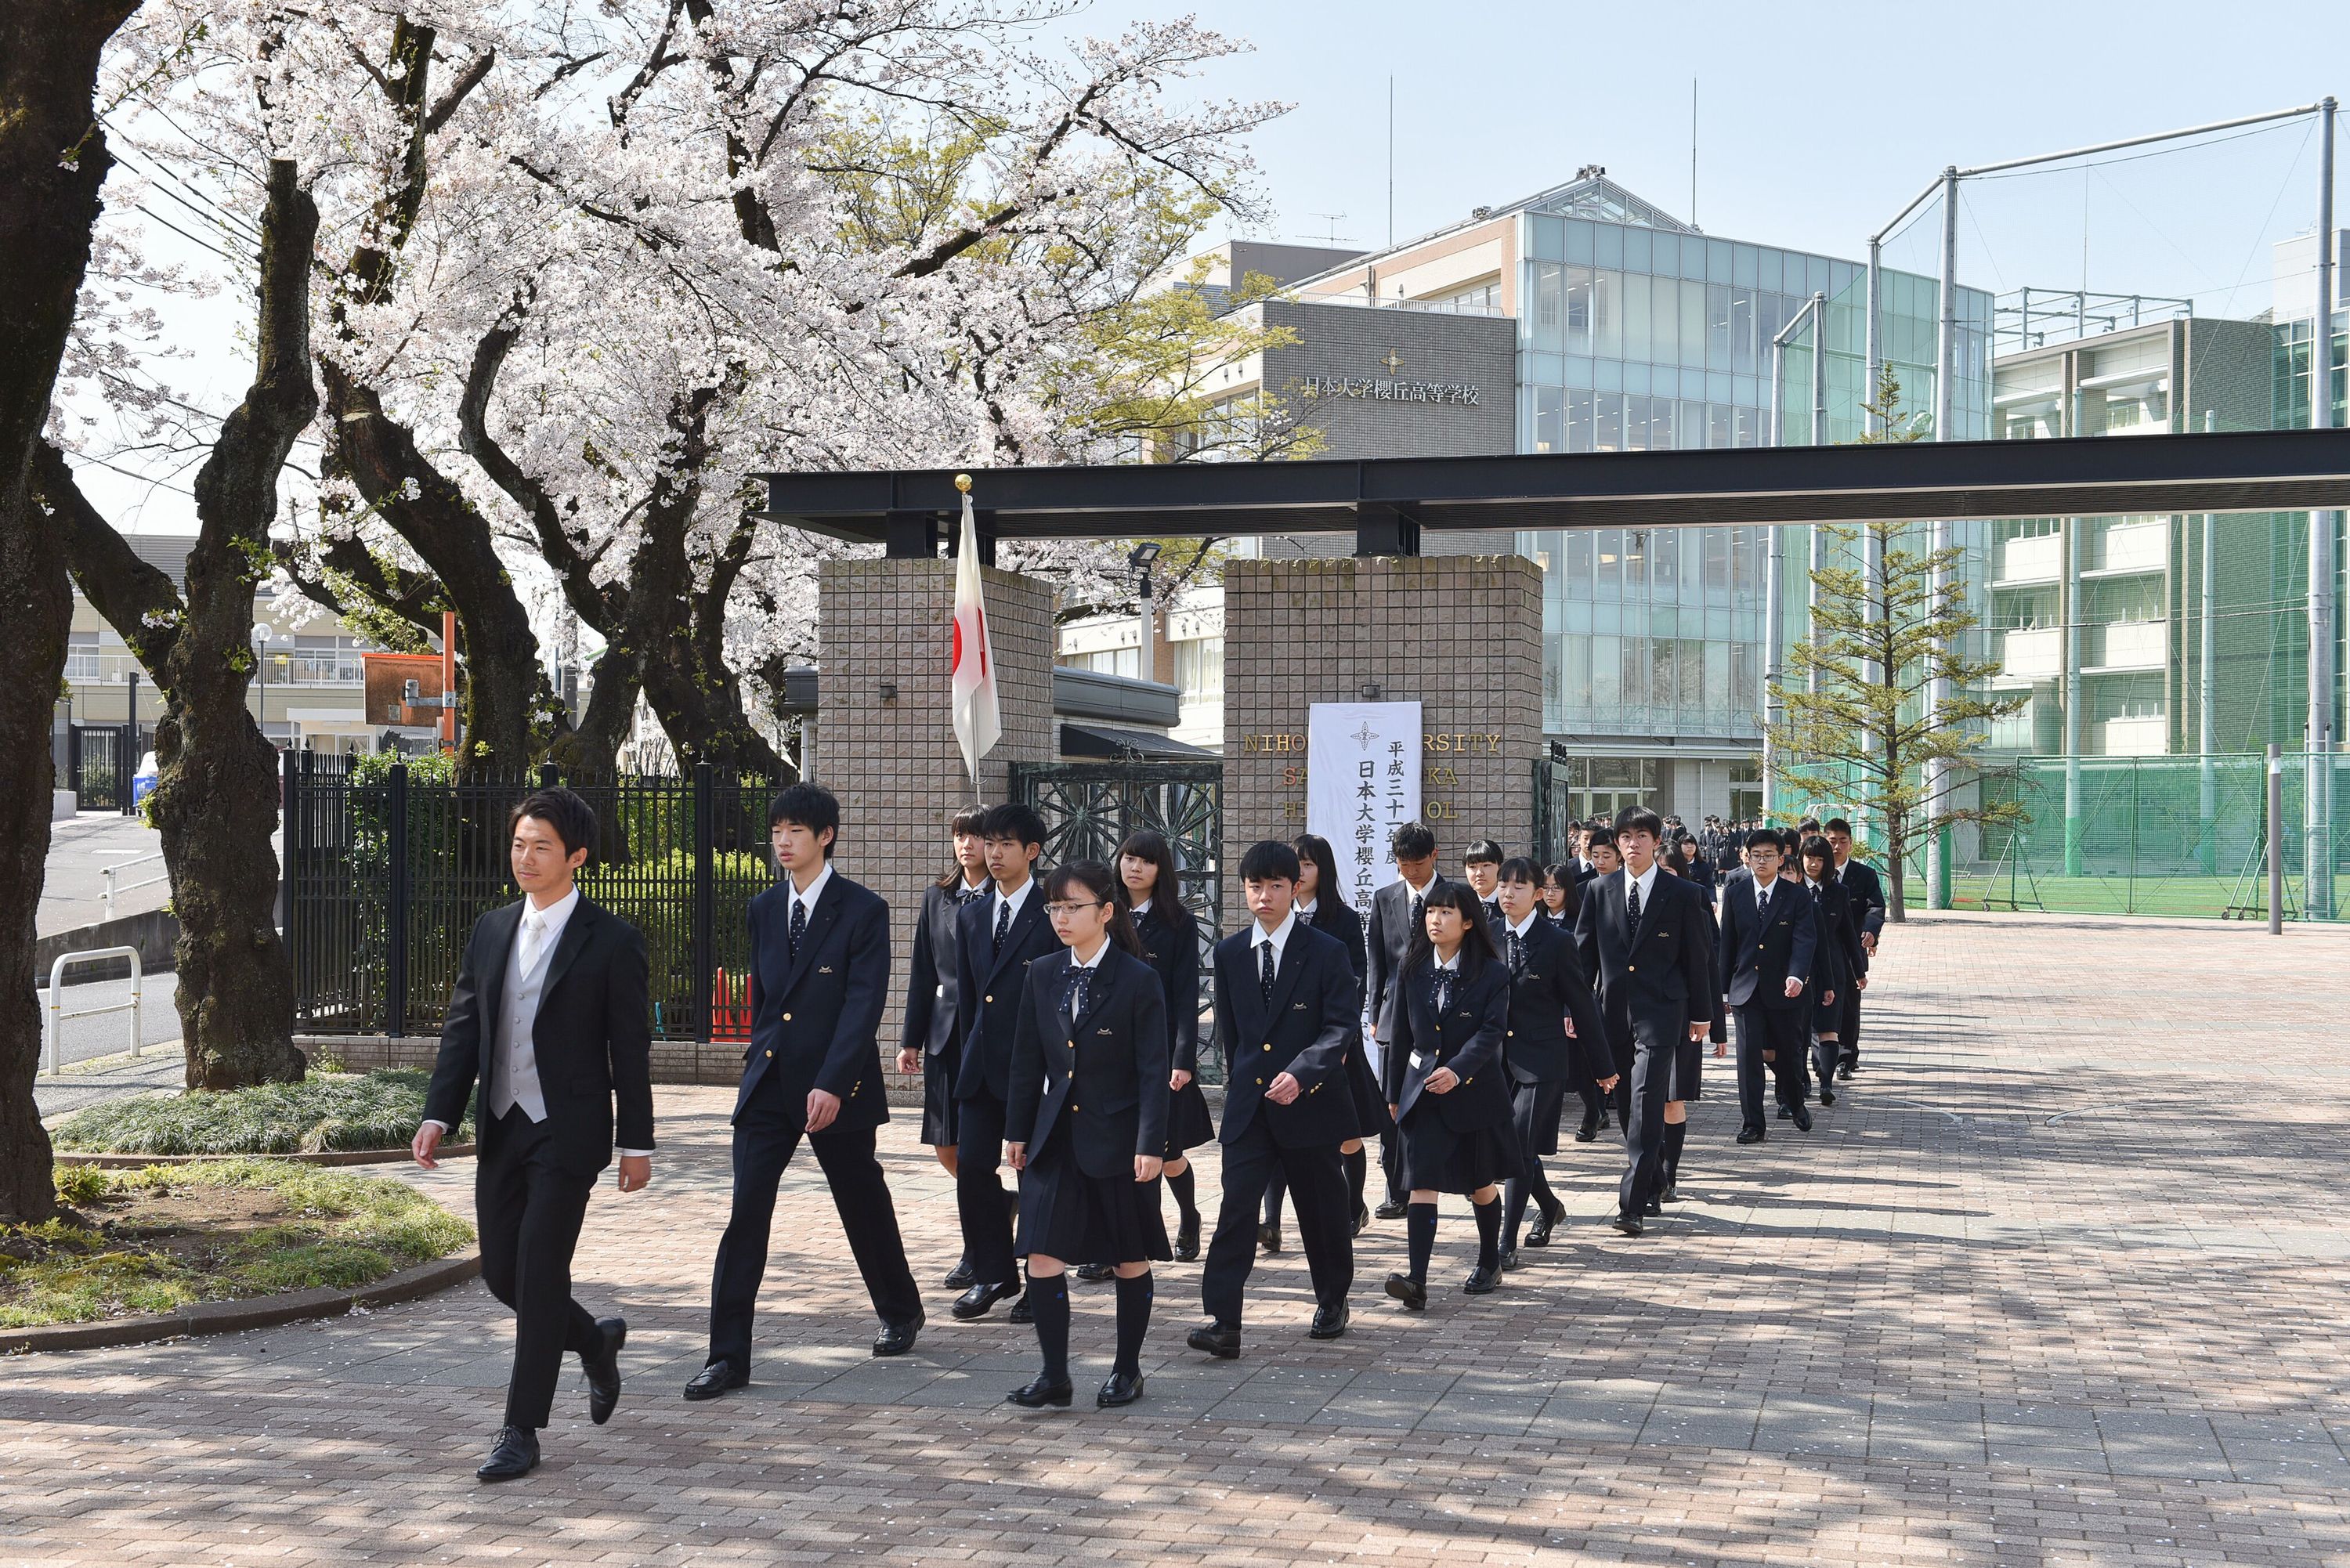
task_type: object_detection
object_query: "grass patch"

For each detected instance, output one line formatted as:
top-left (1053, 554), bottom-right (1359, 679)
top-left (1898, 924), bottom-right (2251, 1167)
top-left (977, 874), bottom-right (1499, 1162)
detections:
top-left (48, 1068), bottom-right (471, 1155)
top-left (1, 1159), bottom-right (474, 1329)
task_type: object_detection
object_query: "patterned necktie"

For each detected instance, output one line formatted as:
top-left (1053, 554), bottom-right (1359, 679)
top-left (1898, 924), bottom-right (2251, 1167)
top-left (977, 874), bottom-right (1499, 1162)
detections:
top-left (1757, 885), bottom-right (1770, 919)
top-left (993, 896), bottom-right (1011, 956)
top-left (788, 894), bottom-right (807, 962)
top-left (1508, 929), bottom-right (1525, 977)
top-left (1626, 877), bottom-right (1643, 943)
top-left (1409, 891), bottom-right (1425, 932)
top-left (1259, 938), bottom-right (1276, 1003)
top-left (1067, 961), bottom-right (1090, 1020)
top-left (1434, 965), bottom-right (1454, 1015)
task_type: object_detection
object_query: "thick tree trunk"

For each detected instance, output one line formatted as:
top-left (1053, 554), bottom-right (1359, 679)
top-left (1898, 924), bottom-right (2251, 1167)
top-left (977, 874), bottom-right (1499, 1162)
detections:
top-left (0, 0), bottom-right (142, 1222)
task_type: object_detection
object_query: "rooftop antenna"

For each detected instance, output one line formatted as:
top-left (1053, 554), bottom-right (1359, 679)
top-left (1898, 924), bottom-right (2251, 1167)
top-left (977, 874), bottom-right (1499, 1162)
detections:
top-left (1307, 211), bottom-right (1352, 247)
top-left (1690, 78), bottom-right (1699, 228)
top-left (1387, 76), bottom-right (1395, 248)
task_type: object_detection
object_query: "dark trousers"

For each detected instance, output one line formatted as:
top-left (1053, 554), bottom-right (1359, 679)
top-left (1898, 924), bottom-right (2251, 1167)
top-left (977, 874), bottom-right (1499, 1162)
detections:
top-left (1732, 1003), bottom-right (1809, 1133)
top-left (475, 1107), bottom-right (602, 1431)
top-left (1374, 1039), bottom-right (1404, 1201)
top-left (1202, 1116), bottom-right (1352, 1326)
top-left (953, 1087), bottom-right (1019, 1288)
top-left (707, 1074), bottom-right (921, 1372)
top-left (1617, 1025), bottom-right (1676, 1218)
top-left (1838, 984), bottom-right (1864, 1069)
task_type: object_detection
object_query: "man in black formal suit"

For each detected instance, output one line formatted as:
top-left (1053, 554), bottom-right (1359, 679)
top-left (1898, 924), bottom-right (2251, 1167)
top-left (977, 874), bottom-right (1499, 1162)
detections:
top-left (1824, 819), bottom-right (1885, 1077)
top-left (686, 784), bottom-right (924, 1403)
top-left (415, 788), bottom-right (653, 1482)
top-left (1716, 829), bottom-right (1817, 1143)
top-left (1574, 807), bottom-right (1716, 1236)
top-left (1365, 821), bottom-right (1449, 1218)
top-left (949, 801), bottom-right (1061, 1319)
top-left (1189, 841), bottom-right (1361, 1357)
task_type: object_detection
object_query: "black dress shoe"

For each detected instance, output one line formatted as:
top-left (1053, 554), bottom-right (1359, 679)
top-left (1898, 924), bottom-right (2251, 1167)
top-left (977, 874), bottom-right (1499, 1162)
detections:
top-left (1574, 1118), bottom-right (1599, 1143)
top-left (1374, 1197), bottom-right (1408, 1220)
top-left (1174, 1214), bottom-right (1201, 1262)
top-left (943, 1259), bottom-right (976, 1292)
top-left (1612, 1212), bottom-right (1644, 1237)
top-left (950, 1280), bottom-right (1021, 1320)
top-left (873, 1311), bottom-right (924, 1357)
top-left (1777, 1102), bottom-right (1792, 1120)
top-left (683, 1360), bottom-right (748, 1401)
top-left (1658, 1180), bottom-right (1680, 1203)
top-left (1007, 1290), bottom-right (1034, 1324)
top-left (1791, 1103), bottom-right (1814, 1133)
top-left (1352, 1205), bottom-right (1371, 1237)
top-left (1838, 1063), bottom-right (1856, 1078)
top-left (475, 1425), bottom-right (539, 1482)
top-left (1819, 1085), bottom-right (1836, 1107)
top-left (1737, 1126), bottom-right (1765, 1144)
top-left (1524, 1213), bottom-right (1553, 1248)
top-left (1074, 1262), bottom-right (1115, 1282)
top-left (1186, 1320), bottom-right (1241, 1359)
top-left (1383, 1273), bottom-right (1427, 1310)
top-left (584, 1316), bottom-right (624, 1425)
top-left (1256, 1222), bottom-right (1282, 1255)
top-left (1005, 1375), bottom-right (1073, 1409)
top-left (1462, 1264), bottom-right (1501, 1295)
top-left (1643, 1197), bottom-right (1661, 1216)
top-left (1497, 1247), bottom-right (1521, 1271)
top-left (1095, 1370), bottom-right (1146, 1407)
top-left (1308, 1299), bottom-right (1350, 1340)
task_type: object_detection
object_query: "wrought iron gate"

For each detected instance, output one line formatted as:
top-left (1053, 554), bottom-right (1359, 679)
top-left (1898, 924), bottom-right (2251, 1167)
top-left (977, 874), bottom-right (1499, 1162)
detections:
top-left (1011, 759), bottom-right (1223, 1081)
top-left (67, 724), bottom-right (136, 815)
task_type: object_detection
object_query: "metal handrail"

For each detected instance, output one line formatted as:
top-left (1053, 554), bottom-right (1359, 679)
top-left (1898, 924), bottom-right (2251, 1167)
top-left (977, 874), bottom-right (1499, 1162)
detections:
top-left (100, 851), bottom-right (168, 918)
top-left (42, 945), bottom-right (144, 1075)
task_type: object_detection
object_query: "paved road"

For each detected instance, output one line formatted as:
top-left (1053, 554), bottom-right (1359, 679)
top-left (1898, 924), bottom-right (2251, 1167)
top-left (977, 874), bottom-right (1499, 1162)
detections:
top-left (33, 973), bottom-right (184, 1072)
top-left (6, 911), bottom-right (2349, 1566)
top-left (36, 811), bottom-right (172, 938)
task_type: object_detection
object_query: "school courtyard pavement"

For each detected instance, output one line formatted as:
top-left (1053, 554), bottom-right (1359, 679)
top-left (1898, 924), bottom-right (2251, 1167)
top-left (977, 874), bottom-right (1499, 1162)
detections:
top-left (5, 909), bottom-right (2349, 1566)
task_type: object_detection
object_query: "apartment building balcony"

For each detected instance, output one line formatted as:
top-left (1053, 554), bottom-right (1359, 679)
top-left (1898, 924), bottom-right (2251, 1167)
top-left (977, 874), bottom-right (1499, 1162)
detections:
top-left (2084, 620), bottom-right (2167, 673)
top-left (1991, 533), bottom-right (2061, 585)
top-left (1994, 626), bottom-right (2061, 682)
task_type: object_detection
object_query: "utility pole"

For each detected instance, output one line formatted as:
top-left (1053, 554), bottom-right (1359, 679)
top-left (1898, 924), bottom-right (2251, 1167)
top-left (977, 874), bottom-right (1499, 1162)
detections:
top-left (2308, 96), bottom-right (2338, 919)
top-left (1926, 166), bottom-right (1959, 911)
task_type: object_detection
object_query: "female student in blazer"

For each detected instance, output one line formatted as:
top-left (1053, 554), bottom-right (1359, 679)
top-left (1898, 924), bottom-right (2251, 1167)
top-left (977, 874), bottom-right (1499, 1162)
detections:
top-left (1004, 862), bottom-right (1171, 1411)
top-left (1259, 834), bottom-right (1383, 1254)
top-left (896, 807), bottom-right (991, 1290)
top-left (1112, 829), bottom-right (1212, 1263)
top-left (1799, 834), bottom-right (1864, 1107)
top-left (1379, 882), bottom-right (1516, 1309)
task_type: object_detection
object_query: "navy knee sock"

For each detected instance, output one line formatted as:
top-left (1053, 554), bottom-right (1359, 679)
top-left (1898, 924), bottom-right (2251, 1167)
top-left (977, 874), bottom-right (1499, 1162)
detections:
top-left (1167, 1166), bottom-right (1198, 1225)
top-left (1472, 1196), bottom-right (1502, 1270)
top-left (1405, 1201), bottom-right (1437, 1284)
top-left (1026, 1268), bottom-right (1069, 1382)
top-left (1501, 1180), bottom-right (1529, 1251)
top-left (1343, 1147), bottom-right (1368, 1216)
top-left (1112, 1270), bottom-right (1152, 1376)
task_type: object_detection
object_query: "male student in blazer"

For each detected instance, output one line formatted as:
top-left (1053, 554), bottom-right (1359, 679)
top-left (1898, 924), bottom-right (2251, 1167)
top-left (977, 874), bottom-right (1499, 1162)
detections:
top-left (949, 800), bottom-right (1062, 1320)
top-left (1491, 858), bottom-right (1611, 1263)
top-left (1365, 821), bottom-right (1451, 1219)
top-left (1716, 828), bottom-right (1817, 1143)
top-left (1574, 806), bottom-right (1716, 1236)
top-left (685, 784), bottom-right (924, 1403)
top-left (1189, 840), bottom-right (1361, 1358)
top-left (1823, 819), bottom-right (1885, 1077)
top-left (414, 787), bottom-right (653, 1483)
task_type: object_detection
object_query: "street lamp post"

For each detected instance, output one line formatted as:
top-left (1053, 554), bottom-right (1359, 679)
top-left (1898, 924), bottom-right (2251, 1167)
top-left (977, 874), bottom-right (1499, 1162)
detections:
top-left (251, 621), bottom-right (273, 745)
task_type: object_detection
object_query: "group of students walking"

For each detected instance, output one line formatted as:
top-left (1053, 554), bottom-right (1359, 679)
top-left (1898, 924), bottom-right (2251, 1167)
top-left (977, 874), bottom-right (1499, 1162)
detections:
top-left (415, 781), bottom-right (1889, 1479)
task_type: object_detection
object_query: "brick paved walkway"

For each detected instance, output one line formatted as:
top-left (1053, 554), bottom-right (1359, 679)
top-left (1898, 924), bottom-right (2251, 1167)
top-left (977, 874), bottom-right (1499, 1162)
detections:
top-left (7, 912), bottom-right (2350, 1566)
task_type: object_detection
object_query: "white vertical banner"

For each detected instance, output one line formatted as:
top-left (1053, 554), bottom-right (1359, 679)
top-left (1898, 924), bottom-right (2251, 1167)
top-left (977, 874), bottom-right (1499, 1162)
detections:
top-left (1307, 701), bottom-right (1423, 915)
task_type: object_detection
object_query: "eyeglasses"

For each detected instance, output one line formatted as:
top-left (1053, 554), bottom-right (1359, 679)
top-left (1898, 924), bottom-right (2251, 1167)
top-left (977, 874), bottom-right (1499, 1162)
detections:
top-left (1043, 900), bottom-right (1104, 916)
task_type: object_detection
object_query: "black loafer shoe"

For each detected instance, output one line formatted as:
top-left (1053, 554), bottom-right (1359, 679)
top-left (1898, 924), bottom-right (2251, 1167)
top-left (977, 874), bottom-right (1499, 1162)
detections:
top-left (1497, 1247), bottom-right (1521, 1271)
top-left (1383, 1273), bottom-right (1427, 1310)
top-left (1658, 1180), bottom-right (1680, 1203)
top-left (873, 1312), bottom-right (924, 1357)
top-left (1838, 1064), bottom-right (1856, 1079)
top-left (1643, 1197), bottom-right (1661, 1217)
top-left (1095, 1370), bottom-right (1146, 1407)
top-left (942, 1259), bottom-right (976, 1292)
top-left (950, 1281), bottom-right (1021, 1320)
top-left (683, 1360), bottom-right (747, 1401)
top-left (1462, 1264), bottom-right (1501, 1295)
top-left (1737, 1126), bottom-right (1765, 1144)
top-left (1777, 1103), bottom-right (1792, 1120)
top-left (1007, 1291), bottom-right (1034, 1324)
top-left (1819, 1086), bottom-right (1837, 1107)
top-left (1612, 1212), bottom-right (1644, 1237)
top-left (1791, 1103), bottom-right (1814, 1133)
top-left (1256, 1223), bottom-right (1282, 1255)
top-left (1574, 1120), bottom-right (1599, 1143)
top-left (1074, 1262), bottom-right (1115, 1283)
top-left (1174, 1215), bottom-right (1201, 1262)
top-left (584, 1316), bottom-right (625, 1425)
top-left (1374, 1197), bottom-right (1408, 1220)
top-left (475, 1425), bottom-right (540, 1481)
top-left (1308, 1299), bottom-right (1350, 1340)
top-left (1006, 1375), bottom-right (1073, 1409)
top-left (1186, 1320), bottom-right (1241, 1360)
top-left (1352, 1205), bottom-right (1371, 1237)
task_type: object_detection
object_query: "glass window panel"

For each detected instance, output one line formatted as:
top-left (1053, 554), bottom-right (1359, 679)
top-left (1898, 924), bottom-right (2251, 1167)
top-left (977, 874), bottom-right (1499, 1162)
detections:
top-left (1733, 244), bottom-right (1758, 287)
top-left (1596, 391), bottom-right (1625, 451)
top-left (1758, 248), bottom-right (1782, 293)
top-left (1625, 359), bottom-right (1650, 395)
top-left (1564, 634), bottom-right (1591, 707)
top-left (1596, 223), bottom-right (1624, 269)
top-left (1734, 405), bottom-right (1762, 446)
top-left (1625, 226), bottom-right (1651, 274)
top-left (1534, 385), bottom-right (1565, 453)
top-left (1596, 529), bottom-right (1622, 594)
top-left (1622, 634), bottom-right (1649, 706)
top-left (1531, 261), bottom-right (1562, 353)
top-left (1806, 255), bottom-right (1829, 294)
top-left (1708, 237), bottom-right (1733, 283)
top-left (1565, 219), bottom-right (1593, 263)
top-left (1708, 403), bottom-right (1734, 449)
top-left (1623, 271), bottom-right (1652, 362)
top-left (1592, 634), bottom-right (1621, 705)
top-left (1732, 290), bottom-right (1756, 376)
top-left (1563, 265), bottom-right (1593, 355)
top-left (1623, 393), bottom-right (1649, 451)
top-left (1565, 527), bottom-right (1593, 588)
top-left (1679, 279), bottom-right (1706, 370)
top-left (1596, 357), bottom-right (1622, 392)
top-left (1648, 396), bottom-right (1675, 450)
top-left (1651, 275), bottom-right (1679, 365)
top-left (1651, 636), bottom-right (1676, 708)
top-left (1653, 526), bottom-right (1679, 594)
top-left (1707, 284), bottom-right (1733, 370)
top-left (1653, 365), bottom-right (1678, 400)
top-left (1679, 639), bottom-right (1704, 711)
top-left (1531, 215), bottom-right (1564, 262)
top-left (1705, 641), bottom-right (1730, 710)
top-left (1652, 232), bottom-right (1679, 277)
top-left (1593, 270), bottom-right (1622, 358)
top-left (1623, 528), bottom-right (1647, 593)
top-left (1566, 355), bottom-right (1594, 389)
top-left (1703, 525), bottom-right (1730, 591)
top-left (1568, 388), bottom-right (1595, 451)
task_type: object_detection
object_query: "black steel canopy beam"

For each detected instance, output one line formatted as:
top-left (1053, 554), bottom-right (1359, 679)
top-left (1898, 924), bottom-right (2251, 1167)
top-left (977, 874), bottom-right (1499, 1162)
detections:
top-left (756, 428), bottom-right (2350, 545)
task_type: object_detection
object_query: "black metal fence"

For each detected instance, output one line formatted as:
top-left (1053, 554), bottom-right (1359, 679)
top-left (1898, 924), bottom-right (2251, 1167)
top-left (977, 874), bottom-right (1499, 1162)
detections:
top-left (67, 723), bottom-right (139, 814)
top-left (283, 753), bottom-right (779, 1042)
top-left (1011, 759), bottom-right (1224, 1082)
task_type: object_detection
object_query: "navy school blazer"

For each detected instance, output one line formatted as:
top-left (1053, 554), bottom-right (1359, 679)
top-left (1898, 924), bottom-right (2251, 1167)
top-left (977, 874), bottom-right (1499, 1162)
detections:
top-left (1386, 952), bottom-right (1515, 1134)
top-left (736, 874), bottom-right (891, 1130)
top-left (1004, 943), bottom-right (1172, 1179)
top-left (1133, 901), bottom-right (1202, 1077)
top-left (953, 883), bottom-right (1061, 1101)
top-left (1497, 915), bottom-right (1609, 1084)
top-left (1211, 920), bottom-right (1359, 1148)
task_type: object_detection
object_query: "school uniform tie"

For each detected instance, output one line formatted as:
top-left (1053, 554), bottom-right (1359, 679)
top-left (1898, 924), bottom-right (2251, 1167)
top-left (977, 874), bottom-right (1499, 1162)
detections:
top-left (1409, 891), bottom-right (1425, 932)
top-left (1067, 962), bottom-right (1090, 1021)
top-left (1756, 886), bottom-right (1770, 919)
top-left (1508, 929), bottom-right (1525, 977)
top-left (1259, 939), bottom-right (1276, 1003)
top-left (993, 897), bottom-right (1011, 956)
top-left (1626, 879), bottom-right (1643, 945)
top-left (1434, 966), bottom-right (1454, 1015)
top-left (787, 895), bottom-right (807, 963)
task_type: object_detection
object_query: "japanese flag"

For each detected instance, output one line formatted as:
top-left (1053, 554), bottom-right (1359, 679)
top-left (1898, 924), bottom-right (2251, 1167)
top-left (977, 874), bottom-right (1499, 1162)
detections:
top-left (950, 486), bottom-right (1000, 786)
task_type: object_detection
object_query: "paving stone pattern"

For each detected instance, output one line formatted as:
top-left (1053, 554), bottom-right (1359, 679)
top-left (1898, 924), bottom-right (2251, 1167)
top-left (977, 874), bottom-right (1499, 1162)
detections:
top-left (7, 911), bottom-right (2350, 1565)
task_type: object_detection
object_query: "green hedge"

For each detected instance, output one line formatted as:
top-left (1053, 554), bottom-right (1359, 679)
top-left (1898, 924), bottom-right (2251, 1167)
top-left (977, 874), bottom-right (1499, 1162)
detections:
top-left (49, 1068), bottom-right (468, 1155)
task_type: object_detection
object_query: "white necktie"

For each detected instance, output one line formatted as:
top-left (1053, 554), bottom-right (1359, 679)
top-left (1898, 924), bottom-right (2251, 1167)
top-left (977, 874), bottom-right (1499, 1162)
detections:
top-left (519, 909), bottom-right (545, 975)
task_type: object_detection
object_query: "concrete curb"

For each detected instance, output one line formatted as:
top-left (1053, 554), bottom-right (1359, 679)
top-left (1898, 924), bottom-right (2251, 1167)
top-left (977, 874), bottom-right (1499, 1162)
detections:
top-left (54, 1144), bottom-right (477, 1169)
top-left (0, 1248), bottom-right (482, 1356)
